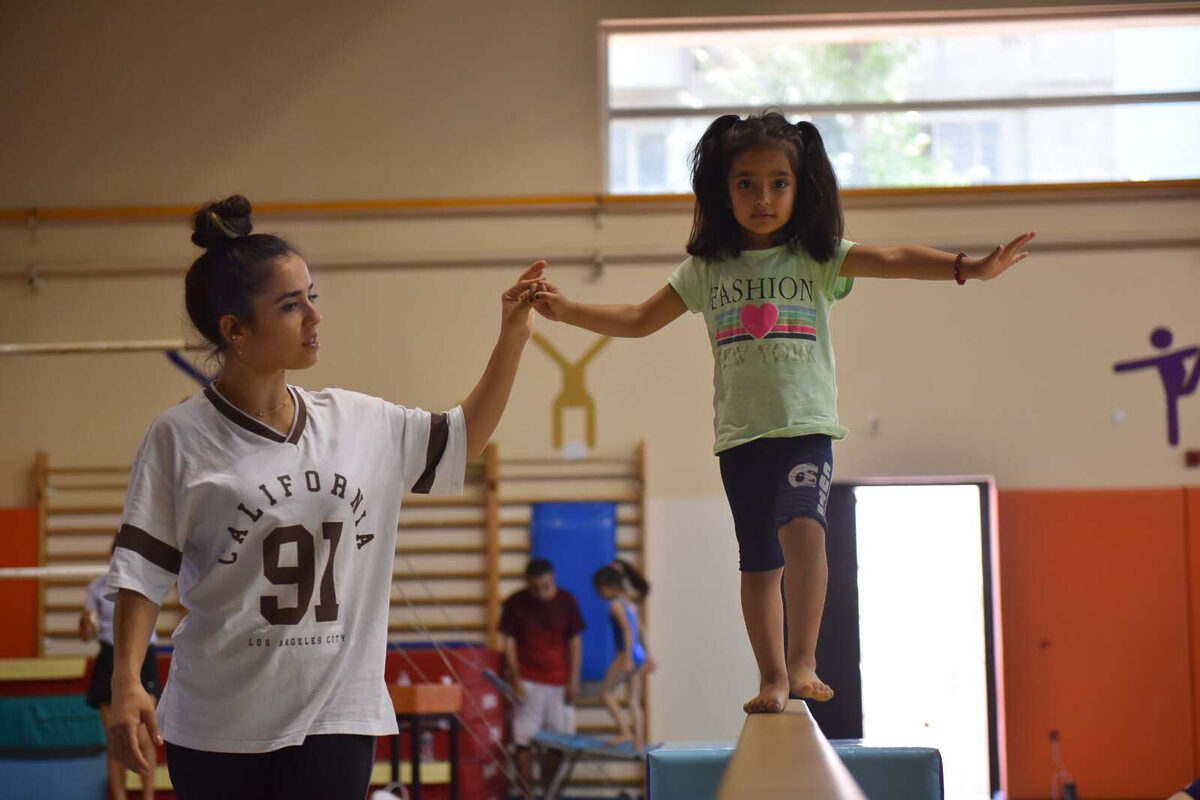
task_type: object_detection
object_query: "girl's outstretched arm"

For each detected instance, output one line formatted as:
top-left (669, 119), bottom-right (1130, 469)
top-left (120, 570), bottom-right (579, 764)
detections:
top-left (461, 261), bottom-right (544, 457)
top-left (842, 232), bottom-right (1036, 281)
top-left (532, 282), bottom-right (687, 338)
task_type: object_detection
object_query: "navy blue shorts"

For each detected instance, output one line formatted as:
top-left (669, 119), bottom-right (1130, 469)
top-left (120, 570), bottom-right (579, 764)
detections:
top-left (718, 434), bottom-right (834, 572)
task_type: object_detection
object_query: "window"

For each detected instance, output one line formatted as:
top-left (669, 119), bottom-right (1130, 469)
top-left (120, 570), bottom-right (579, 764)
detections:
top-left (603, 11), bottom-right (1200, 192)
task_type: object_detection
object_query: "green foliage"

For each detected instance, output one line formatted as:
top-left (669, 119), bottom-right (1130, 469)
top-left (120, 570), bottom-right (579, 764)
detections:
top-left (695, 40), bottom-right (966, 187)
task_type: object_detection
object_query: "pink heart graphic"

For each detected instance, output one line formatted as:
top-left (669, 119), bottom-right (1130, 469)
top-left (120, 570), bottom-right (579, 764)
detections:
top-left (740, 302), bottom-right (779, 339)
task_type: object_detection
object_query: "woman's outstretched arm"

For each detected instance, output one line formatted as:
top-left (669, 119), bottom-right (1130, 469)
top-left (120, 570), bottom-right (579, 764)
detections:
top-left (460, 261), bottom-right (545, 458)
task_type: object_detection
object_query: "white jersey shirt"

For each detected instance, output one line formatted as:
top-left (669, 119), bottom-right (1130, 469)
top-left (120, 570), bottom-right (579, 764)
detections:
top-left (105, 385), bottom-right (466, 753)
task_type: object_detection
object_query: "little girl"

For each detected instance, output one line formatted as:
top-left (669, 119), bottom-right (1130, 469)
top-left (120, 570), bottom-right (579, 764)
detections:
top-left (593, 562), bottom-right (652, 751)
top-left (611, 558), bottom-right (649, 602)
top-left (534, 111), bottom-right (1034, 714)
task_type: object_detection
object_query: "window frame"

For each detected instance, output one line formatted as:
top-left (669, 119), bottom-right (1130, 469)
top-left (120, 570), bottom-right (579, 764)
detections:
top-left (599, 3), bottom-right (1200, 197)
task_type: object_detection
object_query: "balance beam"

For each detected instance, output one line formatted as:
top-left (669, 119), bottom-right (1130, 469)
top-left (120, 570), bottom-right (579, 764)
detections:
top-left (717, 702), bottom-right (867, 800)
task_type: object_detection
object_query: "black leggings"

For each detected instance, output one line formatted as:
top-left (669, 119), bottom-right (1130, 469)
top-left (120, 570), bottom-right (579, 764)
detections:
top-left (166, 734), bottom-right (375, 800)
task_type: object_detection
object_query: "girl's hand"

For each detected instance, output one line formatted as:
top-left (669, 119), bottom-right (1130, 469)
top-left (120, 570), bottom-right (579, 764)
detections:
top-left (646, 657), bottom-right (657, 674)
top-left (78, 611), bottom-right (96, 642)
top-left (531, 280), bottom-right (570, 322)
top-left (108, 679), bottom-right (162, 773)
top-left (618, 652), bottom-right (635, 673)
top-left (967, 231), bottom-right (1036, 281)
top-left (501, 261), bottom-right (547, 337)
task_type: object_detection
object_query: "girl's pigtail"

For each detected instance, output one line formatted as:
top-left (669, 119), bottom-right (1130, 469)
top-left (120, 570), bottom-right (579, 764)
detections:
top-left (613, 558), bottom-right (650, 598)
top-left (792, 120), bottom-right (844, 263)
top-left (686, 114), bottom-right (742, 260)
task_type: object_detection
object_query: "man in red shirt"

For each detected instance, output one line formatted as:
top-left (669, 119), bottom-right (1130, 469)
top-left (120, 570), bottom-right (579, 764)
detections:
top-left (499, 558), bottom-right (585, 792)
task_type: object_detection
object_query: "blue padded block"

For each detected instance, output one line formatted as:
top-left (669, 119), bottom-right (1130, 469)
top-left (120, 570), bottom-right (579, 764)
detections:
top-left (646, 742), bottom-right (735, 800)
top-left (0, 752), bottom-right (107, 799)
top-left (646, 739), bottom-right (944, 800)
top-left (832, 740), bottom-right (944, 800)
top-left (530, 502), bottom-right (617, 681)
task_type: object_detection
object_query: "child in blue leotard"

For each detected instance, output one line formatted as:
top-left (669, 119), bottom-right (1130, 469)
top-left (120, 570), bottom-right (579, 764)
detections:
top-left (593, 562), bottom-right (653, 751)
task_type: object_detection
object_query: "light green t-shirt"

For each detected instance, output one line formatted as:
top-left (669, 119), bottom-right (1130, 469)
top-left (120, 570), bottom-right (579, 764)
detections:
top-left (668, 239), bottom-right (856, 454)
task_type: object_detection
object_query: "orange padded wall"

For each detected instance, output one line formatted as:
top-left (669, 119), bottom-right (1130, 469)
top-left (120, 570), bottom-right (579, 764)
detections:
top-left (0, 508), bottom-right (39, 657)
top-left (998, 489), bottom-right (1193, 798)
top-left (1187, 487), bottom-right (1200, 778)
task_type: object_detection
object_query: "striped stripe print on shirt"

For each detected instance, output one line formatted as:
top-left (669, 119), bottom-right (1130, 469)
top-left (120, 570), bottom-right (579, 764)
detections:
top-left (715, 303), bottom-right (818, 347)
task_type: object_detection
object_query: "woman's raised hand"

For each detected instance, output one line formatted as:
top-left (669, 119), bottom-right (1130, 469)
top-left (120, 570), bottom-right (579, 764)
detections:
top-left (501, 261), bottom-right (547, 336)
top-left (968, 231), bottom-right (1036, 281)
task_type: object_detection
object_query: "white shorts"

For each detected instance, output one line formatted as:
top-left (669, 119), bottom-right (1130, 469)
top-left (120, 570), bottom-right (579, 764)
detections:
top-left (512, 680), bottom-right (576, 746)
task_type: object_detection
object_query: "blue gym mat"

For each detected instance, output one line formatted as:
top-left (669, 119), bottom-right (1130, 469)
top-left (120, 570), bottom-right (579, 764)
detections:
top-left (530, 502), bottom-right (617, 682)
top-left (0, 695), bottom-right (105, 753)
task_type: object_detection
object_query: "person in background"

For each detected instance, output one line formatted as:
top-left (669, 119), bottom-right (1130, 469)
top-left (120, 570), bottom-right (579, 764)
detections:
top-left (80, 544), bottom-right (160, 800)
top-left (498, 558), bottom-right (585, 793)
top-left (611, 557), bottom-right (649, 603)
top-left (592, 562), bottom-right (653, 752)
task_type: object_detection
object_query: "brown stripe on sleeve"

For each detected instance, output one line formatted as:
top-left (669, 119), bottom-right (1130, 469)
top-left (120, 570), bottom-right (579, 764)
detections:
top-left (115, 524), bottom-right (182, 575)
top-left (411, 412), bottom-right (450, 494)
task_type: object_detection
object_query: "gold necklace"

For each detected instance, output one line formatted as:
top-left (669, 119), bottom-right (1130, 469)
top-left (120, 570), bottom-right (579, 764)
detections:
top-left (252, 395), bottom-right (292, 419)
top-left (214, 380), bottom-right (292, 419)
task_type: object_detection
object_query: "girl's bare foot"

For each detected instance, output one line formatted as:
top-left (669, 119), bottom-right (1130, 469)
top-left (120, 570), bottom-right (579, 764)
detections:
top-left (744, 675), bottom-right (789, 714)
top-left (789, 663), bottom-right (834, 702)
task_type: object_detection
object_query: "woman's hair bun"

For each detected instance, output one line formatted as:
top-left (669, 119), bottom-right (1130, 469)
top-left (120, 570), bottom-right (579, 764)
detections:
top-left (191, 195), bottom-right (254, 249)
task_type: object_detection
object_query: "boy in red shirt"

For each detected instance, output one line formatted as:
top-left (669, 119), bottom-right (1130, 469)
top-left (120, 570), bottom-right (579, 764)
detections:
top-left (498, 558), bottom-right (585, 792)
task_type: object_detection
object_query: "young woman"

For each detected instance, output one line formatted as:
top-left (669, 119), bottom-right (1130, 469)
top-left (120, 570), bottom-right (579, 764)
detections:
top-left (533, 111), bottom-right (1034, 714)
top-left (105, 195), bottom-right (544, 799)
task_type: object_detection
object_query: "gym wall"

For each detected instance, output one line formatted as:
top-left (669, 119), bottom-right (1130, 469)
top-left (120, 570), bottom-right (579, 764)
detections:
top-left (1, 1), bottom-right (1197, 790)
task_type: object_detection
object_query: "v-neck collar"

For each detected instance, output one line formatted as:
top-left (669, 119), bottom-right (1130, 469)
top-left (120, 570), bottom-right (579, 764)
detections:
top-left (203, 384), bottom-right (307, 445)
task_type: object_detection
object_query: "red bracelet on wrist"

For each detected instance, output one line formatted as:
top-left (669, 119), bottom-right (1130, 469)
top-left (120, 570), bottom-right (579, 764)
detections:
top-left (954, 252), bottom-right (967, 285)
